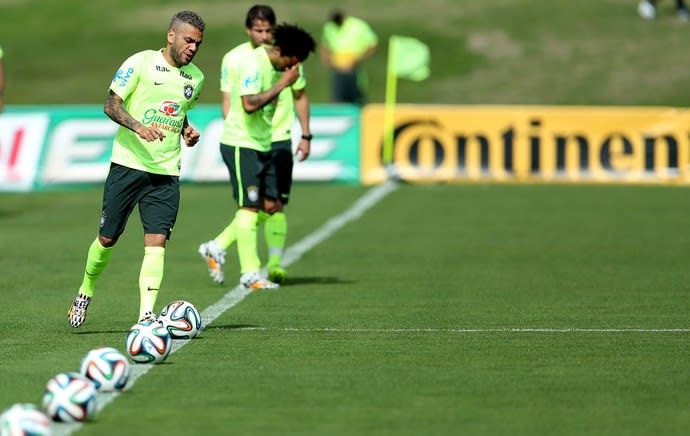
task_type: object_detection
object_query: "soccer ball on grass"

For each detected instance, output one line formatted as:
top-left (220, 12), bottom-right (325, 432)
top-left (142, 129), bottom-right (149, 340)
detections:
top-left (0, 403), bottom-right (51, 435)
top-left (159, 300), bottom-right (202, 339)
top-left (79, 347), bottom-right (129, 391)
top-left (42, 372), bottom-right (97, 422)
top-left (125, 320), bottom-right (171, 364)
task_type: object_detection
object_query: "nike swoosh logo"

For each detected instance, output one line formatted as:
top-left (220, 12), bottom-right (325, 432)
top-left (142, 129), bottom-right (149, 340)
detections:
top-left (147, 286), bottom-right (159, 291)
top-left (154, 82), bottom-right (164, 85)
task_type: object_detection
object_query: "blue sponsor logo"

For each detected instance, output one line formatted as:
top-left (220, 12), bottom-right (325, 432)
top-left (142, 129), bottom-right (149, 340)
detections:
top-left (242, 72), bottom-right (259, 89)
top-left (112, 67), bottom-right (135, 87)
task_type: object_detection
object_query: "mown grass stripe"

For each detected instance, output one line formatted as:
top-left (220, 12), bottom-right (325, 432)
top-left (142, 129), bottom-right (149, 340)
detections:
top-left (53, 181), bottom-right (397, 436)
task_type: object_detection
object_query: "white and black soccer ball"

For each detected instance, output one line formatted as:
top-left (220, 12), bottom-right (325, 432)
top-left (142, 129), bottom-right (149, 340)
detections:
top-left (637, 0), bottom-right (656, 20)
top-left (79, 347), bottom-right (130, 392)
top-left (0, 403), bottom-right (52, 436)
top-left (159, 300), bottom-right (202, 339)
top-left (125, 320), bottom-right (171, 364)
top-left (42, 372), bottom-right (97, 422)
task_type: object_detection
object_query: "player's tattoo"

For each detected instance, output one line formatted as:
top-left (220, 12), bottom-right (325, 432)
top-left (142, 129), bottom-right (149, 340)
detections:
top-left (244, 87), bottom-right (281, 113)
top-left (246, 93), bottom-right (271, 107)
top-left (104, 92), bottom-right (141, 133)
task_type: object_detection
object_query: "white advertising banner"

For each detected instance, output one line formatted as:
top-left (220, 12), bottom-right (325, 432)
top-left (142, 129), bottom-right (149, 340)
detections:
top-left (0, 114), bottom-right (50, 191)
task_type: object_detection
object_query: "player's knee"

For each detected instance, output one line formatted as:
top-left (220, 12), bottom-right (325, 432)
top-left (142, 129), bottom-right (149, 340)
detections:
top-left (263, 198), bottom-right (279, 214)
top-left (98, 235), bottom-right (116, 248)
top-left (144, 233), bottom-right (168, 247)
top-left (274, 201), bottom-right (285, 213)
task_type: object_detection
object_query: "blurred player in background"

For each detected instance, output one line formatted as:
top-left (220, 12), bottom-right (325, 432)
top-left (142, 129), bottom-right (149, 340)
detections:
top-left (219, 5), bottom-right (275, 121)
top-left (320, 9), bottom-right (378, 105)
top-left (199, 5), bottom-right (313, 286)
top-left (200, 23), bottom-right (315, 290)
top-left (638, 0), bottom-right (689, 21)
top-left (0, 44), bottom-right (5, 113)
top-left (68, 10), bottom-right (206, 328)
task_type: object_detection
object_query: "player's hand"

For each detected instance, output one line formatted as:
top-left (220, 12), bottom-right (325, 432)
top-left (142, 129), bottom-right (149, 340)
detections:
top-left (137, 125), bottom-right (166, 142)
top-left (183, 126), bottom-right (200, 147)
top-left (280, 64), bottom-right (301, 87)
top-left (295, 141), bottom-right (310, 162)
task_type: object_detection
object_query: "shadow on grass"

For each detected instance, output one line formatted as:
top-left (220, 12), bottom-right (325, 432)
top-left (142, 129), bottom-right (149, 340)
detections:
top-left (285, 276), bottom-right (354, 286)
top-left (130, 361), bottom-right (174, 366)
top-left (71, 329), bottom-right (126, 335)
top-left (209, 324), bottom-right (260, 331)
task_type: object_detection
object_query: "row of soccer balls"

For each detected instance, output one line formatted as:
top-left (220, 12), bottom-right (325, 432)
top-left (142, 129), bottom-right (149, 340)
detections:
top-left (0, 300), bottom-right (202, 435)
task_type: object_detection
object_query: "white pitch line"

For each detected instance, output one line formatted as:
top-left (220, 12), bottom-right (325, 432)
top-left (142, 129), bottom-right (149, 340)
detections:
top-left (226, 327), bottom-right (690, 333)
top-left (53, 181), bottom-right (398, 436)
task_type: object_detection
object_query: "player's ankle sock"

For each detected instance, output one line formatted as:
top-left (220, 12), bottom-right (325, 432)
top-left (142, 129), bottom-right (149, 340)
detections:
top-left (138, 246), bottom-right (164, 320)
top-left (265, 212), bottom-right (287, 268)
top-left (79, 238), bottom-right (113, 298)
top-left (235, 209), bottom-right (260, 273)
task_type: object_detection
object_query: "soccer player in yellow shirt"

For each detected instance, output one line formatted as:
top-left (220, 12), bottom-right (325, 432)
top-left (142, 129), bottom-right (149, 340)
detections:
top-left (68, 11), bottom-right (206, 328)
top-left (320, 10), bottom-right (378, 105)
top-left (200, 22), bottom-right (315, 290)
top-left (199, 6), bottom-right (313, 286)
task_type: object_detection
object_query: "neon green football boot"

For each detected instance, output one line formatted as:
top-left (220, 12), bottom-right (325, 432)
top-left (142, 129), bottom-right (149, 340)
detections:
top-left (267, 266), bottom-right (287, 285)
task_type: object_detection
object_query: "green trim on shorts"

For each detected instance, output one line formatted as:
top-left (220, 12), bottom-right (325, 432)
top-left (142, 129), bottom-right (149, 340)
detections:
top-left (234, 146), bottom-right (244, 206)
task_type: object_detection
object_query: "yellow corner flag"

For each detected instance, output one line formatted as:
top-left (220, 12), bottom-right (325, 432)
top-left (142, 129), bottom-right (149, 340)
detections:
top-left (390, 35), bottom-right (430, 81)
top-left (383, 35), bottom-right (430, 166)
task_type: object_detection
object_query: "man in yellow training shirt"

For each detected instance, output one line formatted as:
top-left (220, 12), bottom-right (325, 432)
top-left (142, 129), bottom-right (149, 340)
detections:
top-left (320, 10), bottom-right (378, 105)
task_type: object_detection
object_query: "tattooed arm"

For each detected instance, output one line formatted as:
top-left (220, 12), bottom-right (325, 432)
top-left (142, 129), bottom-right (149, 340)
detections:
top-left (104, 90), bottom-right (165, 142)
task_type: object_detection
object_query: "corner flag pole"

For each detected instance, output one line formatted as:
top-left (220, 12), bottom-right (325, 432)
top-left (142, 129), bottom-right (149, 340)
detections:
top-left (383, 36), bottom-right (398, 166)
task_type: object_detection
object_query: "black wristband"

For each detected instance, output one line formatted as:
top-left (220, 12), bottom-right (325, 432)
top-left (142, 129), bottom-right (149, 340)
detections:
top-left (301, 134), bottom-right (313, 141)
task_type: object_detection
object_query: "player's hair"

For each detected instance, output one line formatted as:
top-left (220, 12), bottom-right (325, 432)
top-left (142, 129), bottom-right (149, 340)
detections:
top-left (330, 10), bottom-right (345, 26)
top-left (273, 23), bottom-right (316, 62)
top-left (246, 5), bottom-right (276, 28)
top-left (170, 10), bottom-right (206, 32)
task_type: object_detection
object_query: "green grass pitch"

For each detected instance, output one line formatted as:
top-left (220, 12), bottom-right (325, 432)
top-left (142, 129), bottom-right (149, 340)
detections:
top-left (1, 182), bottom-right (689, 435)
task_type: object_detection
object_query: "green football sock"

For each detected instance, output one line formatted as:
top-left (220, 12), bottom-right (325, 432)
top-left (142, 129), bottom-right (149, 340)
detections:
top-left (258, 210), bottom-right (270, 224)
top-left (139, 246), bottom-right (165, 320)
top-left (265, 212), bottom-right (287, 268)
top-left (215, 220), bottom-right (237, 249)
top-left (235, 209), bottom-right (260, 274)
top-left (215, 211), bottom-right (269, 250)
top-left (78, 238), bottom-right (113, 298)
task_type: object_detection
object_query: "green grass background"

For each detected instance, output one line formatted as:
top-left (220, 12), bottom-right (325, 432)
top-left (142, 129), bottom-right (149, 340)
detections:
top-left (1, 184), bottom-right (690, 434)
top-left (2, 0), bottom-right (690, 106)
top-left (3, 0), bottom-right (690, 434)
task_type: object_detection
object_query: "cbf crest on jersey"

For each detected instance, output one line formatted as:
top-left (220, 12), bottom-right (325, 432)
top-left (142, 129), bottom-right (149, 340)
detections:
top-left (184, 83), bottom-right (194, 100)
top-left (247, 186), bottom-right (259, 203)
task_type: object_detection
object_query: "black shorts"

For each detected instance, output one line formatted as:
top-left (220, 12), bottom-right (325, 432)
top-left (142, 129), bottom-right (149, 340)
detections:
top-left (332, 70), bottom-right (363, 105)
top-left (220, 144), bottom-right (274, 208)
top-left (99, 163), bottom-right (180, 240)
top-left (270, 139), bottom-right (294, 205)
